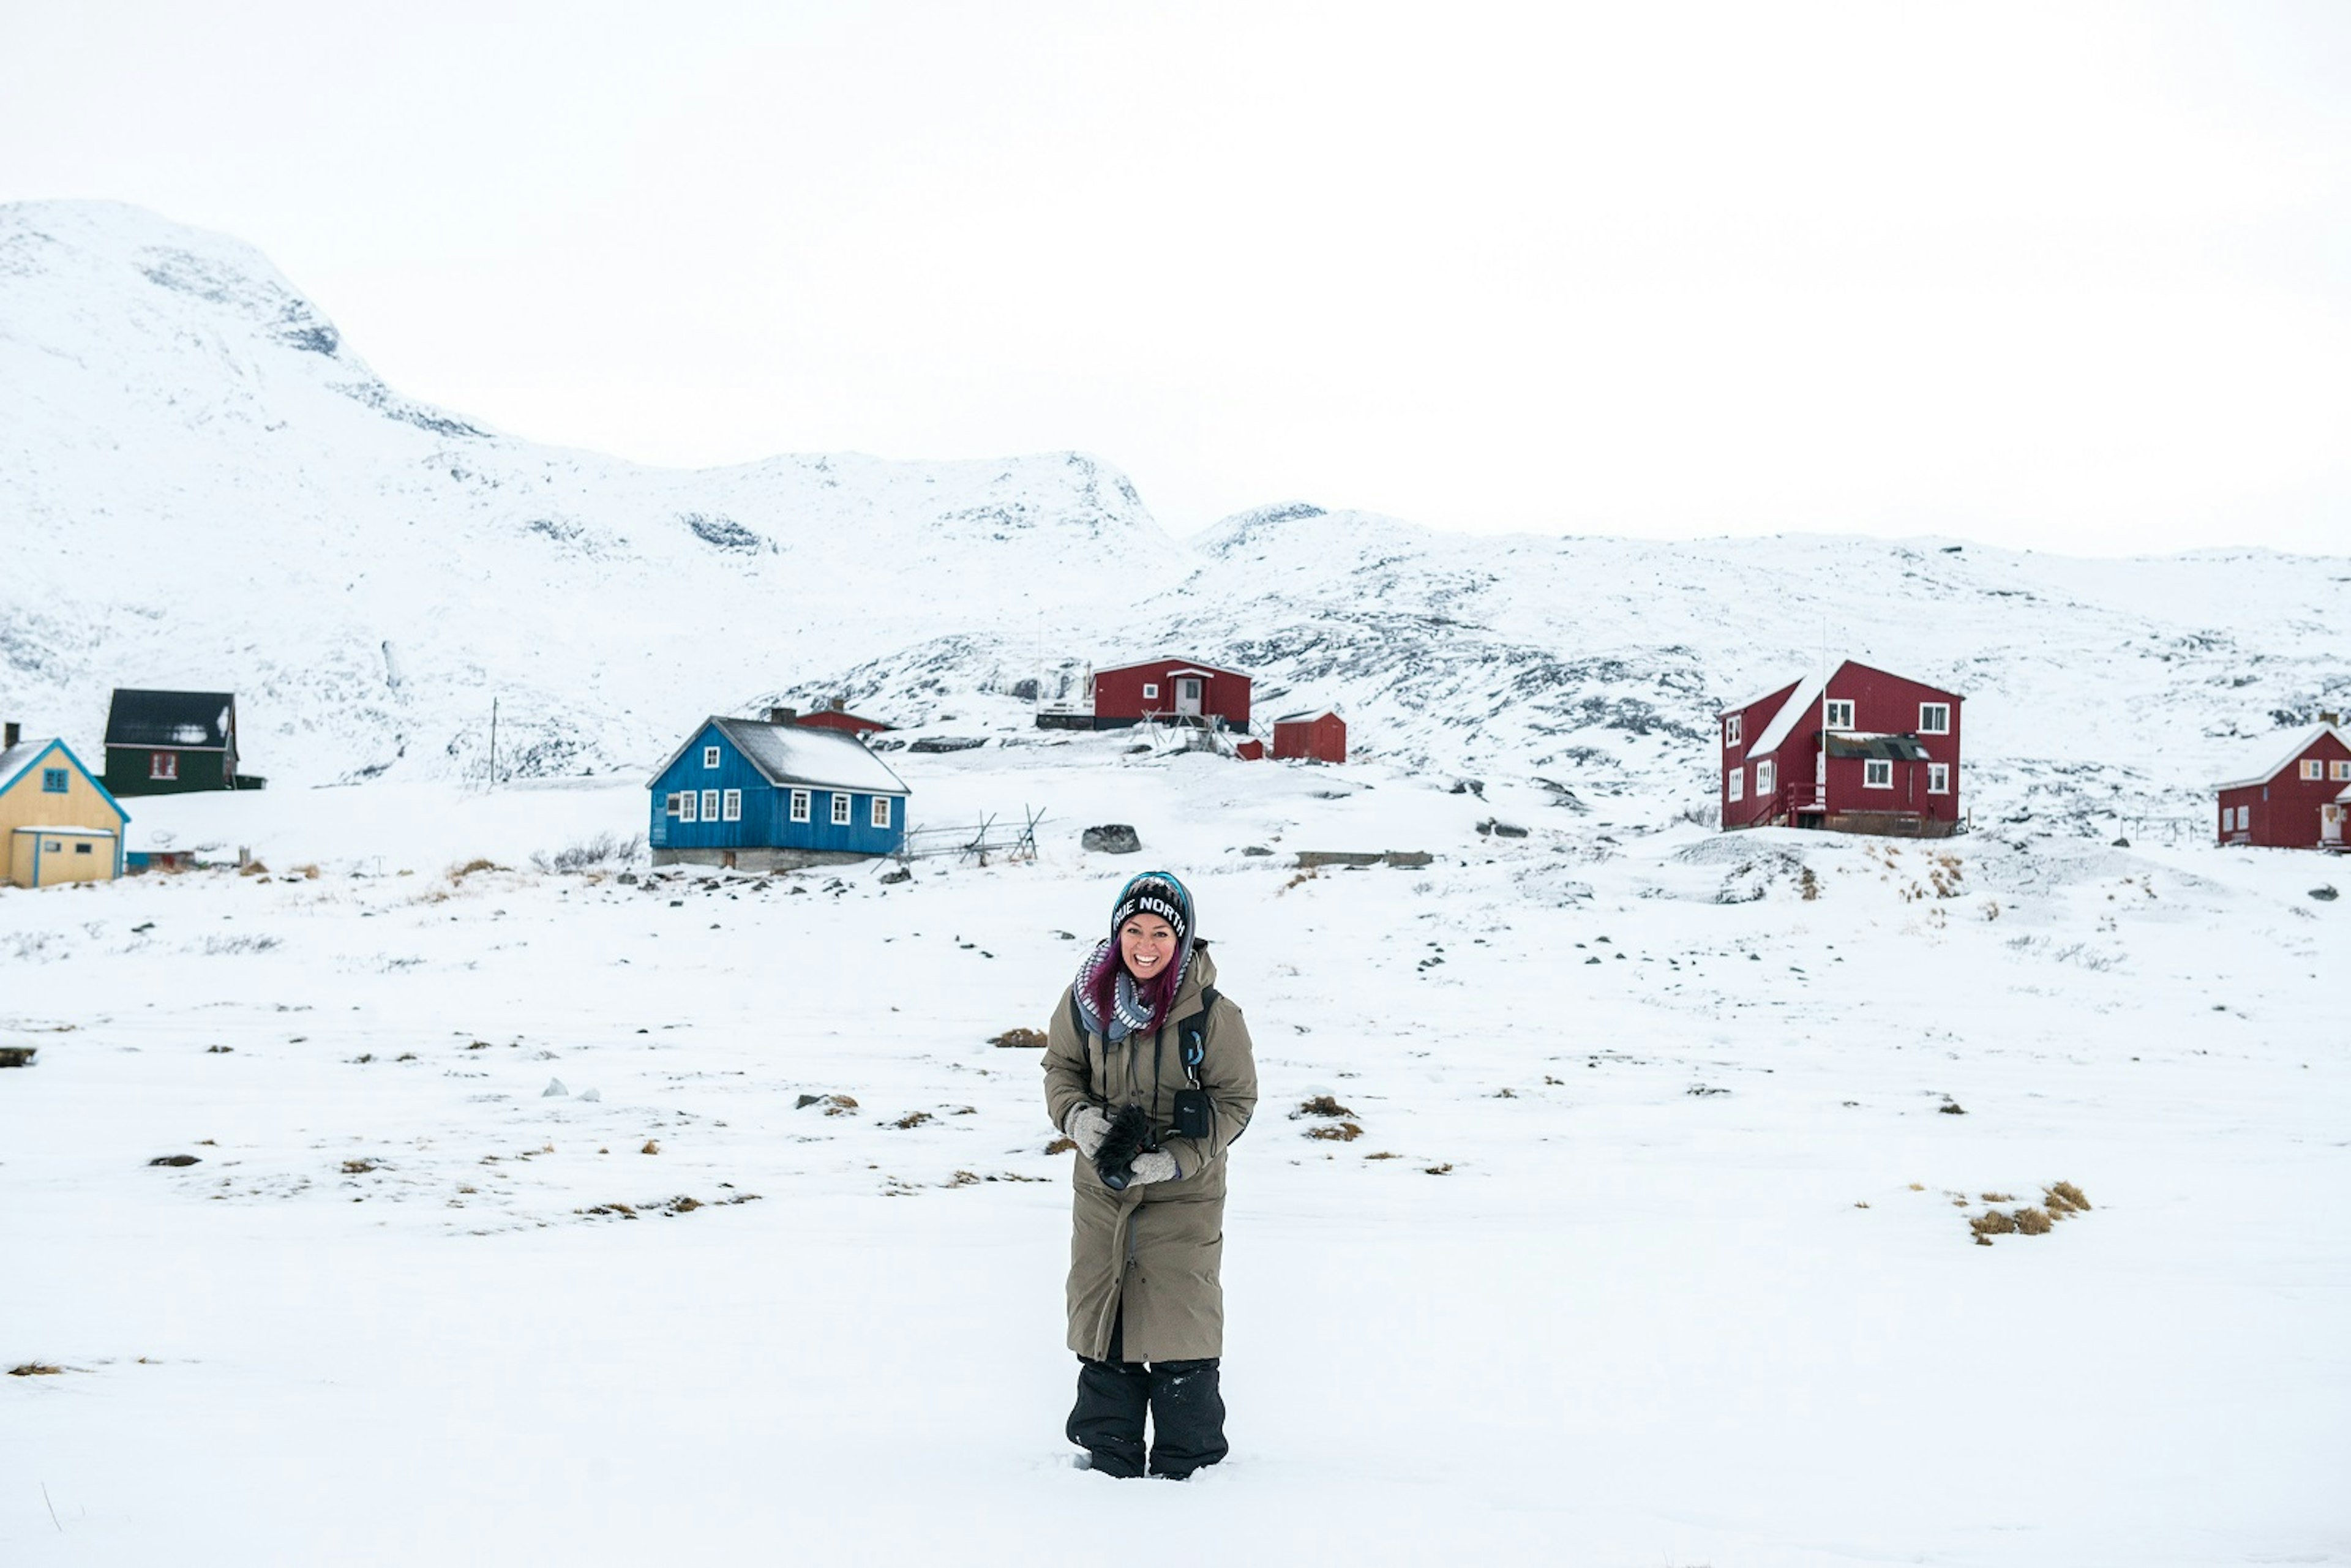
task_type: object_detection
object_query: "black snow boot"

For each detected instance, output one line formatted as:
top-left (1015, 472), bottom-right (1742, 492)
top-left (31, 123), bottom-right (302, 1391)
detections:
top-left (1068, 1358), bottom-right (1149, 1477)
top-left (1146, 1359), bottom-right (1228, 1479)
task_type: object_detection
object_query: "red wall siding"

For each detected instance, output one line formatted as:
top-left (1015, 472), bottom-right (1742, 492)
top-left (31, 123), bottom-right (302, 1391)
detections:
top-left (2218, 732), bottom-right (2351, 848)
top-left (793, 711), bottom-right (890, 737)
top-left (1272, 713), bottom-right (1346, 763)
top-left (1720, 662), bottom-right (1962, 829)
top-left (1093, 659), bottom-right (1252, 726)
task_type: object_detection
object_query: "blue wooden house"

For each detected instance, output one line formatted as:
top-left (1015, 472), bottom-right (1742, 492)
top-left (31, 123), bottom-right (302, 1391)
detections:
top-left (648, 715), bottom-right (911, 869)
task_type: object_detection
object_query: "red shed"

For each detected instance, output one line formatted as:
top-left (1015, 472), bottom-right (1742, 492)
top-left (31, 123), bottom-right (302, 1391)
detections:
top-left (1272, 709), bottom-right (1347, 764)
top-left (769, 704), bottom-right (892, 738)
top-left (1718, 658), bottom-right (1963, 836)
top-left (2215, 721), bottom-right (2350, 849)
top-left (1091, 656), bottom-right (1252, 731)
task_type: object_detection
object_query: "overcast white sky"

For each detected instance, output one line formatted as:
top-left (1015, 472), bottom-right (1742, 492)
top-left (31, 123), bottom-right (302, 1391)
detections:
top-left (5, 1), bottom-right (2347, 552)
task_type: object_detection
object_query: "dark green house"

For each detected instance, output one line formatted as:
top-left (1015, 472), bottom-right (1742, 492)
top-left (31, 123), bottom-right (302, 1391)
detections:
top-left (103, 689), bottom-right (258, 795)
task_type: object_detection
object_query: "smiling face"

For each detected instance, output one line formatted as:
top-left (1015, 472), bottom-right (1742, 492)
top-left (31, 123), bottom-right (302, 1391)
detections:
top-left (1119, 914), bottom-right (1177, 983)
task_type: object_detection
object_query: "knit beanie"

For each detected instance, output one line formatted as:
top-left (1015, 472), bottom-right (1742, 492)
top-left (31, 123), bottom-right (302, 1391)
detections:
top-left (1109, 871), bottom-right (1193, 955)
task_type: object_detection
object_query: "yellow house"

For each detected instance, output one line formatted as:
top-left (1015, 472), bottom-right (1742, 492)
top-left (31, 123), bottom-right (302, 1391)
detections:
top-left (0, 732), bottom-right (131, 888)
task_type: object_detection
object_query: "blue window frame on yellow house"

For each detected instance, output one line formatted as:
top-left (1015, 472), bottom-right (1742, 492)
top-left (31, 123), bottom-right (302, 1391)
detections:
top-left (42, 768), bottom-right (67, 793)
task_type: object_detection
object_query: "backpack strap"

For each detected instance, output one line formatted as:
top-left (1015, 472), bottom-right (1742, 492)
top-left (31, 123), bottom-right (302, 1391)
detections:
top-left (1175, 986), bottom-right (1218, 1087)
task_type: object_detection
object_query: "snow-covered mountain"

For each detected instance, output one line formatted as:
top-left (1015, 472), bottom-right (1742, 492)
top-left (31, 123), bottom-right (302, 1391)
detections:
top-left (4, 200), bottom-right (2345, 827)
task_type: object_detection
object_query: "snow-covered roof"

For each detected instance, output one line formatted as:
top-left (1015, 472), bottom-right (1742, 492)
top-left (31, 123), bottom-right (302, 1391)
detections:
top-left (105, 689), bottom-right (234, 751)
top-left (651, 718), bottom-right (910, 795)
top-left (1273, 709), bottom-right (1339, 724)
top-left (1719, 675), bottom-right (1804, 718)
top-left (0, 738), bottom-right (64, 793)
top-left (1096, 656), bottom-right (1251, 681)
top-left (2214, 723), bottom-right (2345, 792)
top-left (1747, 666), bottom-right (1837, 760)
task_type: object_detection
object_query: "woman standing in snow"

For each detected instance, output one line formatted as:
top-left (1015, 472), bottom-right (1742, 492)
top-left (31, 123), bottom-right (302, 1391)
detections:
top-left (1043, 871), bottom-right (1258, 1479)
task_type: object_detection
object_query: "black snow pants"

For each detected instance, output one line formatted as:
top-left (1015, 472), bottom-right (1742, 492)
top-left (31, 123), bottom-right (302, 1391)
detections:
top-left (1066, 1311), bottom-right (1228, 1479)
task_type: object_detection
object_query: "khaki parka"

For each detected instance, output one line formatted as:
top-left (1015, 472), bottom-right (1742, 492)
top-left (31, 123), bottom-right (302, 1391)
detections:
top-left (1043, 947), bottom-right (1258, 1364)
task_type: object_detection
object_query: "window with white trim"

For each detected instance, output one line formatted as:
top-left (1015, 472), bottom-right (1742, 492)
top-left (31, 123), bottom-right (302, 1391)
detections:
top-left (1919, 702), bottom-right (1950, 735)
top-left (2302, 759), bottom-right (2323, 781)
top-left (831, 792), bottom-right (852, 826)
top-left (1824, 699), bottom-right (1854, 730)
top-left (700, 789), bottom-right (719, 820)
top-left (2334, 760), bottom-right (2351, 781)
top-left (1142, 683), bottom-right (1159, 700)
top-left (1928, 762), bottom-right (1949, 794)
top-left (871, 795), bottom-right (891, 828)
top-left (1728, 767), bottom-right (1744, 802)
top-left (1756, 759), bottom-right (1775, 795)
top-left (1864, 759), bottom-right (1892, 789)
top-left (1724, 714), bottom-right (1742, 748)
top-left (665, 792), bottom-right (683, 817)
top-left (703, 745), bottom-right (721, 769)
top-left (790, 789), bottom-right (811, 823)
top-left (2241, 805), bottom-right (2253, 830)
top-left (721, 789), bottom-right (741, 822)
top-left (151, 752), bottom-right (178, 781)
top-left (678, 790), bottom-right (697, 822)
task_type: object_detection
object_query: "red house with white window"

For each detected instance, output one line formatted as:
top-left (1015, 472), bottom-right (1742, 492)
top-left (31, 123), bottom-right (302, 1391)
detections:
top-left (1719, 658), bottom-right (1963, 836)
top-left (1088, 657), bottom-right (1253, 731)
top-left (2215, 721), bottom-right (2350, 850)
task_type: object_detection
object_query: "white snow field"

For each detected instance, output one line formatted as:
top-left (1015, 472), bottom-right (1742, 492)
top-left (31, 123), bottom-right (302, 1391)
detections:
top-left (4, 742), bottom-right (2345, 1566)
top-left (4, 197), bottom-right (2349, 1564)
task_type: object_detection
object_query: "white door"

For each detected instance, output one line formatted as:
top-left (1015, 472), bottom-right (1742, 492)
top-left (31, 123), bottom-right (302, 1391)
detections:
top-left (2325, 803), bottom-right (2344, 845)
top-left (1176, 677), bottom-right (1202, 716)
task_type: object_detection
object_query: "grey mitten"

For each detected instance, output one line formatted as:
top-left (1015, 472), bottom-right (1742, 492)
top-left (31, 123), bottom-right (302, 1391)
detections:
top-left (1064, 1103), bottom-right (1112, 1159)
top-left (1123, 1149), bottom-right (1179, 1188)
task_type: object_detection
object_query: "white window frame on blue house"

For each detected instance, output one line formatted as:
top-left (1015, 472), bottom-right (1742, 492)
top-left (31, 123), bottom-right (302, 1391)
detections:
top-left (870, 796), bottom-right (891, 828)
top-left (678, 791), bottom-right (697, 822)
top-left (831, 792), bottom-right (852, 826)
top-left (790, 789), bottom-right (811, 823)
top-left (721, 789), bottom-right (741, 822)
top-left (1928, 762), bottom-right (1950, 794)
top-left (703, 746), bottom-right (722, 769)
top-left (1919, 703), bottom-right (1950, 735)
top-left (700, 789), bottom-right (720, 820)
top-left (1864, 759), bottom-right (1892, 789)
top-left (42, 767), bottom-right (68, 793)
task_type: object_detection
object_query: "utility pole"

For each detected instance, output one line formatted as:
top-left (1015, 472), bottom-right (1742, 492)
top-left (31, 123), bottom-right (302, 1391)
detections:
top-left (489, 697), bottom-right (498, 790)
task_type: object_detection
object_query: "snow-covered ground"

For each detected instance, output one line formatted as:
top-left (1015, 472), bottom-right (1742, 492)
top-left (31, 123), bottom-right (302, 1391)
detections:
top-left (6, 745), bottom-right (2345, 1565)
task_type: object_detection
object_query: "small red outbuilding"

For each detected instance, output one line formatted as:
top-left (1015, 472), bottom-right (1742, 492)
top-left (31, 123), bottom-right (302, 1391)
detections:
top-left (1271, 710), bottom-right (1346, 764)
top-left (2215, 721), bottom-right (2350, 850)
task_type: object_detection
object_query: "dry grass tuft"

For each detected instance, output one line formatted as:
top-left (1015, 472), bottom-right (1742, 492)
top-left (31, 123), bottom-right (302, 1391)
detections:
top-left (639, 1139), bottom-right (660, 1155)
top-left (2013, 1207), bottom-right (2053, 1235)
top-left (451, 858), bottom-right (502, 880)
top-left (1423, 1163), bottom-right (1454, 1176)
top-left (340, 1158), bottom-right (378, 1176)
top-left (1979, 1191), bottom-right (2014, 1203)
top-left (2046, 1180), bottom-right (2090, 1212)
top-left (1295, 1095), bottom-right (1355, 1119)
top-left (1799, 866), bottom-right (1821, 901)
top-left (8, 1363), bottom-right (64, 1377)
top-left (238, 860), bottom-right (269, 877)
top-left (991, 1027), bottom-right (1048, 1049)
top-left (948, 1171), bottom-right (982, 1187)
top-left (1306, 1121), bottom-right (1363, 1142)
top-left (1364, 1151), bottom-right (1401, 1160)
top-left (667, 1196), bottom-right (703, 1214)
top-left (293, 863), bottom-right (321, 880)
top-left (1969, 1209), bottom-right (2017, 1239)
top-left (1044, 1136), bottom-right (1077, 1155)
top-left (892, 1111), bottom-right (934, 1130)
